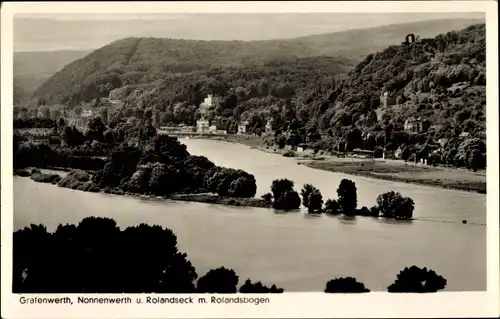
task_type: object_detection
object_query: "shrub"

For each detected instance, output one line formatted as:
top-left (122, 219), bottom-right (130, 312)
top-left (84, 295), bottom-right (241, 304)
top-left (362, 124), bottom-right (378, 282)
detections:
top-left (324, 277), bottom-right (370, 293)
top-left (261, 192), bottom-right (273, 203)
top-left (369, 205), bottom-right (380, 217)
top-left (356, 206), bottom-right (371, 216)
top-left (324, 199), bottom-right (340, 215)
top-left (30, 172), bottom-right (61, 184)
top-left (239, 279), bottom-right (284, 293)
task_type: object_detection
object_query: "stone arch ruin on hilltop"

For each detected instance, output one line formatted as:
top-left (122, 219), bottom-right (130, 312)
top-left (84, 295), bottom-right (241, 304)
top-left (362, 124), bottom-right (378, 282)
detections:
top-left (405, 33), bottom-right (416, 45)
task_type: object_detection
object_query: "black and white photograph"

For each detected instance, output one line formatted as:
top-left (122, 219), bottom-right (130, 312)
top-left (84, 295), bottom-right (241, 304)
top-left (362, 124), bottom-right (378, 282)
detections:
top-left (1, 1), bottom-right (499, 318)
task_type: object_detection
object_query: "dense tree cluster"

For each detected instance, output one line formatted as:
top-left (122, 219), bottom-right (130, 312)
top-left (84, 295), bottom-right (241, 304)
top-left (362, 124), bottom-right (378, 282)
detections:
top-left (267, 178), bottom-right (414, 220)
top-left (13, 118), bottom-right (57, 129)
top-left (387, 266), bottom-right (447, 292)
top-left (91, 134), bottom-right (257, 198)
top-left (13, 117), bottom-right (135, 171)
top-left (12, 217), bottom-right (282, 293)
top-left (14, 116), bottom-right (258, 199)
top-left (441, 136), bottom-right (486, 171)
top-left (13, 217), bottom-right (197, 293)
top-left (205, 167), bottom-right (257, 198)
top-left (57, 170), bottom-right (100, 192)
top-left (376, 191), bottom-right (415, 219)
top-left (13, 140), bottom-right (106, 172)
top-left (270, 179), bottom-right (302, 211)
top-left (13, 217), bottom-right (447, 293)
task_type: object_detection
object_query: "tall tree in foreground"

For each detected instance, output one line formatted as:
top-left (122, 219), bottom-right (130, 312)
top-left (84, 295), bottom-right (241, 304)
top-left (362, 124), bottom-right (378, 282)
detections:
top-left (196, 267), bottom-right (239, 293)
top-left (13, 217), bottom-right (198, 293)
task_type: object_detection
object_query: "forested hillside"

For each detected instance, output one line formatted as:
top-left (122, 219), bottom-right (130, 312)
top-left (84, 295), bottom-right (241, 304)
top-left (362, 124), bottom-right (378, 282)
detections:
top-left (29, 18), bottom-right (482, 107)
top-left (294, 23), bottom-right (486, 171)
top-left (310, 23), bottom-right (485, 140)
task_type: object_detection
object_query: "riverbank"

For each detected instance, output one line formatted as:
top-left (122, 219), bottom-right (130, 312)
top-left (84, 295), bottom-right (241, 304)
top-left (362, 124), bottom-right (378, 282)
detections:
top-left (15, 169), bottom-right (272, 209)
top-left (187, 135), bottom-right (486, 194)
top-left (103, 189), bottom-right (272, 208)
top-left (303, 158), bottom-right (486, 194)
top-left (170, 193), bottom-right (272, 208)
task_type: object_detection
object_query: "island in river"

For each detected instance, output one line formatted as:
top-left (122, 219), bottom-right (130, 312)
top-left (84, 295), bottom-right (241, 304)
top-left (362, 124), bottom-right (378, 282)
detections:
top-left (16, 168), bottom-right (272, 209)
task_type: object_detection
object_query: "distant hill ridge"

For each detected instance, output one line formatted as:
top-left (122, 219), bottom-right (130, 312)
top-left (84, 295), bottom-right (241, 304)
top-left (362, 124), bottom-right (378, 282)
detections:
top-left (14, 50), bottom-right (92, 76)
top-left (26, 18), bottom-right (483, 106)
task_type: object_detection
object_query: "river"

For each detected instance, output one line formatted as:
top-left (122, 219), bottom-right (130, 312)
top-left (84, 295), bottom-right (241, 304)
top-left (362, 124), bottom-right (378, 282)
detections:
top-left (13, 139), bottom-right (486, 291)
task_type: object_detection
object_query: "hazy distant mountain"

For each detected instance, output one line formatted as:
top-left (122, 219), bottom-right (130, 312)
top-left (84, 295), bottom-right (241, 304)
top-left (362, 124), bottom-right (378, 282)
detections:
top-left (14, 13), bottom-right (485, 51)
top-left (17, 18), bottom-right (483, 106)
top-left (14, 50), bottom-right (92, 104)
top-left (284, 18), bottom-right (485, 61)
top-left (14, 50), bottom-right (92, 76)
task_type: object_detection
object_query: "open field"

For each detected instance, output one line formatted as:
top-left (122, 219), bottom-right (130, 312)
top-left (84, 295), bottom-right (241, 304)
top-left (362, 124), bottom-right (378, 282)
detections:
top-left (303, 157), bottom-right (486, 194)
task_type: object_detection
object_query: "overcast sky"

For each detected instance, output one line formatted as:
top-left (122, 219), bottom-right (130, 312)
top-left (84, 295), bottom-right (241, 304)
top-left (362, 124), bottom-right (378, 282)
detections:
top-left (14, 13), bottom-right (485, 52)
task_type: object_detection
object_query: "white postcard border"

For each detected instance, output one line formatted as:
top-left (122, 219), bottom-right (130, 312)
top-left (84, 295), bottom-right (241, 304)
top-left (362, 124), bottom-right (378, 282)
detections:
top-left (1, 1), bottom-right (499, 318)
